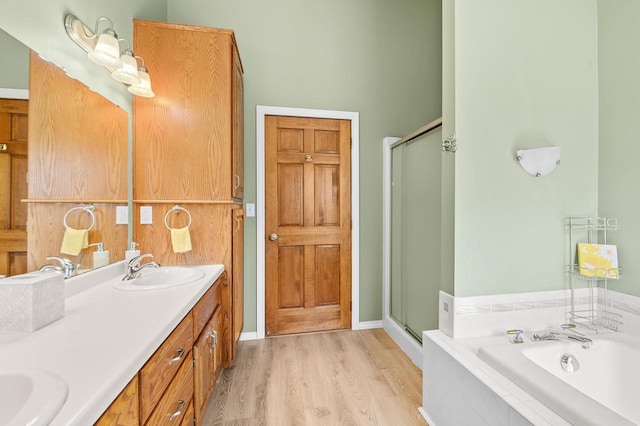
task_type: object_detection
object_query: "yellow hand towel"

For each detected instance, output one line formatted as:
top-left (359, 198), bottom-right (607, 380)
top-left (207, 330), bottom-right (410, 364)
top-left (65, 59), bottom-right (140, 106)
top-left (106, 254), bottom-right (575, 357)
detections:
top-left (60, 227), bottom-right (89, 256)
top-left (171, 226), bottom-right (192, 253)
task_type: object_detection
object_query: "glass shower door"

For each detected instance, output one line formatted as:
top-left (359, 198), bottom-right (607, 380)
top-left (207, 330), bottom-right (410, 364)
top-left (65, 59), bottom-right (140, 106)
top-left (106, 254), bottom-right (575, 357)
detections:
top-left (390, 127), bottom-right (443, 342)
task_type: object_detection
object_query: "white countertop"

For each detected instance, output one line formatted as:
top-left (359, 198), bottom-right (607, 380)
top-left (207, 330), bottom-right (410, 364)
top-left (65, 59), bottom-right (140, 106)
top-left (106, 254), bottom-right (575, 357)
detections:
top-left (0, 262), bottom-right (224, 426)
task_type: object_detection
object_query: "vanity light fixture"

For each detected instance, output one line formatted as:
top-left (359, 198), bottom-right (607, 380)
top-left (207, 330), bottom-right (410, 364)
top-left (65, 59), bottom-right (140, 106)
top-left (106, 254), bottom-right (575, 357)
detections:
top-left (516, 147), bottom-right (561, 177)
top-left (111, 41), bottom-right (140, 85)
top-left (64, 13), bottom-right (152, 97)
top-left (127, 57), bottom-right (155, 98)
top-left (85, 17), bottom-right (122, 69)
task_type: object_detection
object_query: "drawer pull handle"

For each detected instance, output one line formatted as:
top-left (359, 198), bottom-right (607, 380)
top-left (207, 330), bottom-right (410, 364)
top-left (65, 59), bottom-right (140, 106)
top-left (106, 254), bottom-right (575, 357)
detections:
top-left (168, 347), bottom-right (184, 365)
top-left (169, 399), bottom-right (185, 422)
top-left (209, 330), bottom-right (218, 353)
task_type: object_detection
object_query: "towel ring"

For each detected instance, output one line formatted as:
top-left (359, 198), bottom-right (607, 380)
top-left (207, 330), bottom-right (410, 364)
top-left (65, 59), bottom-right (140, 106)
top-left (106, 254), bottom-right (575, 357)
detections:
top-left (164, 205), bottom-right (192, 230)
top-left (63, 205), bottom-right (95, 230)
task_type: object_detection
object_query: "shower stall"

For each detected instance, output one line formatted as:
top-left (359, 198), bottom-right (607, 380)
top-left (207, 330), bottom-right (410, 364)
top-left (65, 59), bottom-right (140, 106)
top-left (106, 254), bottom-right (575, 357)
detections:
top-left (383, 117), bottom-right (454, 366)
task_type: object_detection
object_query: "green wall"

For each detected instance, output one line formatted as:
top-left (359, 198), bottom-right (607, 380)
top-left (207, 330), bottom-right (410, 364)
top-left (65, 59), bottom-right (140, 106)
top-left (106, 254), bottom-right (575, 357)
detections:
top-left (0, 30), bottom-right (29, 89)
top-left (598, 0), bottom-right (640, 297)
top-left (449, 0), bottom-right (599, 297)
top-left (168, 0), bottom-right (443, 329)
top-left (0, 0), bottom-right (168, 109)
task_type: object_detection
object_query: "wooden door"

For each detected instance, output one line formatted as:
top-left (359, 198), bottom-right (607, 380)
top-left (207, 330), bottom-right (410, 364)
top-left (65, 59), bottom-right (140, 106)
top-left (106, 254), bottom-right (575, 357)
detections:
top-left (0, 99), bottom-right (28, 277)
top-left (265, 115), bottom-right (351, 336)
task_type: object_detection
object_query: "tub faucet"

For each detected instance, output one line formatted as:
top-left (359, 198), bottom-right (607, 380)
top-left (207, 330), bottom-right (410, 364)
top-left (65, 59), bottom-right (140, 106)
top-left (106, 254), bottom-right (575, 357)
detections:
top-left (533, 324), bottom-right (592, 349)
top-left (39, 256), bottom-right (78, 278)
top-left (506, 329), bottom-right (524, 344)
top-left (123, 254), bottom-right (160, 280)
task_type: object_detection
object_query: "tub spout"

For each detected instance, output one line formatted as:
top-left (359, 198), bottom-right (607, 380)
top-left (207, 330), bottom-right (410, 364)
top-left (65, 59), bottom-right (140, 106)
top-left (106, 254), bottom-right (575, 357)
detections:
top-left (533, 324), bottom-right (592, 349)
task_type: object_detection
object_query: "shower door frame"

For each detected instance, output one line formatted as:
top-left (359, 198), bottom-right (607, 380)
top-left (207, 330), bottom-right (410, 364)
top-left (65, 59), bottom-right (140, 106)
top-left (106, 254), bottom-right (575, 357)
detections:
top-left (382, 117), bottom-right (443, 368)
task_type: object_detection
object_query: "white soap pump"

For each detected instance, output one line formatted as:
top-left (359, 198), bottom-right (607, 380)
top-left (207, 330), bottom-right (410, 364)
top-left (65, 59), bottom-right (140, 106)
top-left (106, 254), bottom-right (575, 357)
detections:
top-left (125, 241), bottom-right (140, 263)
top-left (90, 242), bottom-right (110, 268)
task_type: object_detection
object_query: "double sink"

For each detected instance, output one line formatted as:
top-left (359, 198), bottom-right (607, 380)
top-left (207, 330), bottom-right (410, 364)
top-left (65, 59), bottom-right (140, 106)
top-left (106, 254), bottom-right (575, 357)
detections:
top-left (1, 264), bottom-right (207, 425)
top-left (0, 370), bottom-right (68, 426)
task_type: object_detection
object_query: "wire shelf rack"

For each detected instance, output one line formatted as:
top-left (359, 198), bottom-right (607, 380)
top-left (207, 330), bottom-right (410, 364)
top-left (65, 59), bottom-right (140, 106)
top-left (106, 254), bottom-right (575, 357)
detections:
top-left (565, 217), bottom-right (622, 333)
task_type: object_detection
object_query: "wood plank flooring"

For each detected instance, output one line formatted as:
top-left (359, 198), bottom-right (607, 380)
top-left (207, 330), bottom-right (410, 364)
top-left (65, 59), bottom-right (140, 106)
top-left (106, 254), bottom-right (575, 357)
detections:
top-left (202, 329), bottom-right (426, 426)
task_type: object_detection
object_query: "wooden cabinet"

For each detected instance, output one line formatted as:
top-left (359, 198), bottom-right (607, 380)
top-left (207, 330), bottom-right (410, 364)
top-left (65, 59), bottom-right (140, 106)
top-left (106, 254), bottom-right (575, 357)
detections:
top-left (133, 19), bottom-right (245, 374)
top-left (95, 376), bottom-right (139, 426)
top-left (193, 314), bottom-right (215, 424)
top-left (144, 354), bottom-right (193, 426)
top-left (232, 47), bottom-right (244, 200)
top-left (232, 208), bottom-right (244, 358)
top-left (192, 274), bottom-right (225, 424)
top-left (139, 314), bottom-right (194, 423)
top-left (133, 20), bottom-right (244, 202)
top-left (132, 20), bottom-right (245, 419)
top-left (98, 273), bottom-right (226, 426)
top-left (180, 401), bottom-right (195, 426)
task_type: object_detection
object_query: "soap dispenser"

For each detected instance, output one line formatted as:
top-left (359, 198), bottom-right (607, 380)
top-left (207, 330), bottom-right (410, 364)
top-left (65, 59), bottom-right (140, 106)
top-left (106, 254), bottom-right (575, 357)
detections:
top-left (125, 242), bottom-right (140, 263)
top-left (91, 242), bottom-right (110, 268)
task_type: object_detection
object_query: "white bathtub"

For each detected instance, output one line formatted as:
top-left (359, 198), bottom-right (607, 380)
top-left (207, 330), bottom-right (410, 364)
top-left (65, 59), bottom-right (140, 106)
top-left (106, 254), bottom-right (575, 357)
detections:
top-left (477, 333), bottom-right (640, 426)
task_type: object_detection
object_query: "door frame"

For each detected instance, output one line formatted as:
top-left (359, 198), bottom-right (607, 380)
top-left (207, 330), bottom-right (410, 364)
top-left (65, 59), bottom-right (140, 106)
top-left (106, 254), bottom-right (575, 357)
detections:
top-left (0, 89), bottom-right (28, 99)
top-left (256, 105), bottom-right (360, 339)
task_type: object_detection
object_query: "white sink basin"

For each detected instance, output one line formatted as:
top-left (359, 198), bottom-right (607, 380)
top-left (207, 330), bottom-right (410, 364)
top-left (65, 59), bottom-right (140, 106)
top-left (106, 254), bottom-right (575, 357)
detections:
top-left (113, 267), bottom-right (206, 291)
top-left (0, 369), bottom-right (68, 426)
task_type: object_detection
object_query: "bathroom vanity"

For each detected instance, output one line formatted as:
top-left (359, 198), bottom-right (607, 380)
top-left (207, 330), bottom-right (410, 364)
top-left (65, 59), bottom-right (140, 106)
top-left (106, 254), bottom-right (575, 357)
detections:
top-left (0, 262), bottom-right (225, 425)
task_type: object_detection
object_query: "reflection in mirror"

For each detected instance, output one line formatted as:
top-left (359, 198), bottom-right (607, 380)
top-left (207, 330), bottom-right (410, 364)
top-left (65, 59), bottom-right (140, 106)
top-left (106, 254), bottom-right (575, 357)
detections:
top-left (0, 29), bottom-right (29, 277)
top-left (0, 28), bottom-right (129, 277)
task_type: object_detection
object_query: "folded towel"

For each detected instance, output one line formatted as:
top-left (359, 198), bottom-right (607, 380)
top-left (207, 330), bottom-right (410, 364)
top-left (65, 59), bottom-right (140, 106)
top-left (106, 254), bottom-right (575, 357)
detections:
top-left (60, 227), bottom-right (89, 256)
top-left (171, 226), bottom-right (192, 253)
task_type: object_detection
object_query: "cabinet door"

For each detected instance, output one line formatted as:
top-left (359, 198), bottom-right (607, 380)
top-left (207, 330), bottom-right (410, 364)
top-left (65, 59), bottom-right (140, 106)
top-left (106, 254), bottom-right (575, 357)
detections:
top-left (232, 46), bottom-right (244, 200)
top-left (232, 208), bottom-right (244, 359)
top-left (212, 306), bottom-right (224, 383)
top-left (193, 314), bottom-right (215, 425)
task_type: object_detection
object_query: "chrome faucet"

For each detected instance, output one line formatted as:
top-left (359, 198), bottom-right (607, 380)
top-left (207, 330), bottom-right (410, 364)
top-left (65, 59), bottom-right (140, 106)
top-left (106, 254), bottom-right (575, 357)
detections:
top-left (39, 256), bottom-right (79, 278)
top-left (122, 254), bottom-right (160, 280)
top-left (533, 324), bottom-right (592, 349)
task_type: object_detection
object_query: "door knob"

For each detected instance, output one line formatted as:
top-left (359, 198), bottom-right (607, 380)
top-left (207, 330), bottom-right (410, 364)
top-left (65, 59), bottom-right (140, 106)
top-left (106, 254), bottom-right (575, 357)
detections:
top-left (269, 233), bottom-right (278, 241)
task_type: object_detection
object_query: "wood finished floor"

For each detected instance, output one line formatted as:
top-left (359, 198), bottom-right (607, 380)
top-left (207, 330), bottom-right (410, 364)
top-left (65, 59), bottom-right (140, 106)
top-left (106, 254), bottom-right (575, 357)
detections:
top-left (202, 329), bottom-right (426, 426)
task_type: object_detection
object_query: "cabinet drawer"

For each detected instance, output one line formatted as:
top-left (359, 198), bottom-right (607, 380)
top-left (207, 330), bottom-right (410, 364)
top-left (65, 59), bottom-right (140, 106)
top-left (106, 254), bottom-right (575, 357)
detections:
top-left (192, 275), bottom-right (222, 338)
top-left (140, 314), bottom-right (194, 423)
top-left (180, 399), bottom-right (194, 426)
top-left (144, 352), bottom-right (194, 426)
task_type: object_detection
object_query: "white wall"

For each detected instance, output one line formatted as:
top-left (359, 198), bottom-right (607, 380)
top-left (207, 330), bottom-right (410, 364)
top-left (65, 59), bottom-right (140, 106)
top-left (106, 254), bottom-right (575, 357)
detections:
top-left (449, 0), bottom-right (599, 297)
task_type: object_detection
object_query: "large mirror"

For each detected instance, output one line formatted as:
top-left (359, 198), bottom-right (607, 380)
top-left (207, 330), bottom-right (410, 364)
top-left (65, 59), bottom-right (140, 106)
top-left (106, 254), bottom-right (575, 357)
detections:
top-left (0, 28), bottom-right (130, 277)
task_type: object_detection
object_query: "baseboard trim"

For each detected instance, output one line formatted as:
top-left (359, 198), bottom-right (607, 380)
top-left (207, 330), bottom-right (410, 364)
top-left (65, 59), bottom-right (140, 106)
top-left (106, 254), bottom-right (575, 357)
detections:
top-left (383, 317), bottom-right (422, 368)
top-left (239, 331), bottom-right (258, 341)
top-left (418, 407), bottom-right (436, 425)
top-left (358, 320), bottom-right (383, 330)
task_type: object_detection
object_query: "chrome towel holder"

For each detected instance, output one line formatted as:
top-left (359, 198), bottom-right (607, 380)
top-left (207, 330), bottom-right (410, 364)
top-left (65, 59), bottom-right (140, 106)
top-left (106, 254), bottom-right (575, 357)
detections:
top-left (63, 204), bottom-right (95, 230)
top-left (164, 205), bottom-right (192, 230)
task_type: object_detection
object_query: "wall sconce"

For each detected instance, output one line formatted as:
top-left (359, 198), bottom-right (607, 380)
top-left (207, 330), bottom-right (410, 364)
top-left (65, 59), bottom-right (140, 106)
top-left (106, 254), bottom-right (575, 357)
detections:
top-left (516, 147), bottom-right (561, 177)
top-left (64, 13), bottom-right (154, 97)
